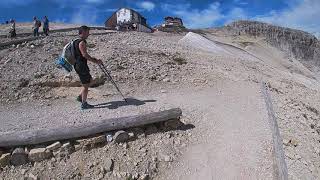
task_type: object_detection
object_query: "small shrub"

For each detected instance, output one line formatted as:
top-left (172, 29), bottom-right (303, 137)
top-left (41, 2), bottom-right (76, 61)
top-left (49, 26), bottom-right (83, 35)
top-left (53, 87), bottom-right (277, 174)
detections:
top-left (173, 57), bottom-right (187, 65)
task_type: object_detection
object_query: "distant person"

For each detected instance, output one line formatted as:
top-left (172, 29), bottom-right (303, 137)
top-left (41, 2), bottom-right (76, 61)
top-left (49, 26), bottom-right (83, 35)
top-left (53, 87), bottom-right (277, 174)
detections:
top-left (132, 23), bottom-right (137, 30)
top-left (74, 25), bottom-right (102, 109)
top-left (9, 19), bottom-right (16, 38)
top-left (32, 16), bottom-right (41, 37)
top-left (43, 16), bottom-right (49, 36)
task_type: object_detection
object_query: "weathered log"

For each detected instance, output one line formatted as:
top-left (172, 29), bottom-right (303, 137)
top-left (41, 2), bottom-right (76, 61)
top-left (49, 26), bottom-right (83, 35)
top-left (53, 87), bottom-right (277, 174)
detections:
top-left (261, 82), bottom-right (288, 180)
top-left (0, 36), bottom-right (41, 48)
top-left (0, 26), bottom-right (114, 48)
top-left (0, 32), bottom-right (115, 49)
top-left (0, 108), bottom-right (182, 148)
top-left (0, 26), bottom-right (112, 39)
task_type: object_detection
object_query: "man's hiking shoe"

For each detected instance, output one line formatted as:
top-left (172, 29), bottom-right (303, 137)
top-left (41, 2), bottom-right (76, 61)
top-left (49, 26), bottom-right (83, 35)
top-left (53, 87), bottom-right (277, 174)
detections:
top-left (76, 95), bottom-right (82, 103)
top-left (81, 102), bottom-right (94, 110)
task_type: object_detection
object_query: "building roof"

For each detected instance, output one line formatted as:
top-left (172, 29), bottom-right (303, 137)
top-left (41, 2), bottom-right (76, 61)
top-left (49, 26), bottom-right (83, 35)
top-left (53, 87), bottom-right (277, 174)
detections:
top-left (105, 7), bottom-right (146, 24)
top-left (124, 8), bottom-right (145, 19)
top-left (165, 16), bottom-right (182, 21)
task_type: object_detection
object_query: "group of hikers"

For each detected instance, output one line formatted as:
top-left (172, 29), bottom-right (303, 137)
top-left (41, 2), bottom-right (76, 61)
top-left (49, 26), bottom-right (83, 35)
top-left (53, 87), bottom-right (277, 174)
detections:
top-left (32, 16), bottom-right (50, 37)
top-left (9, 16), bottom-right (50, 38)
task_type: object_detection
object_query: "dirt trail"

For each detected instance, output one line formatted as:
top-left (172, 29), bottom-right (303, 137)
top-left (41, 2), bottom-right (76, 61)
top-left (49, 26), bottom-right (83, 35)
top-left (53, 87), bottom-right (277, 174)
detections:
top-left (158, 81), bottom-right (273, 180)
top-left (0, 80), bottom-right (274, 179)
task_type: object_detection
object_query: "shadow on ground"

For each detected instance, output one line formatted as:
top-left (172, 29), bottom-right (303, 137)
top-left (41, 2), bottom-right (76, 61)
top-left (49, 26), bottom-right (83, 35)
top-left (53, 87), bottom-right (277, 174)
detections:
top-left (93, 98), bottom-right (156, 109)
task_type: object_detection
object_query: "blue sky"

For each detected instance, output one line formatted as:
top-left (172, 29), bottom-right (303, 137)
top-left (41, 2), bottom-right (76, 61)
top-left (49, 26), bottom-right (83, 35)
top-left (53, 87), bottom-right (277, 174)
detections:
top-left (1, 0), bottom-right (319, 36)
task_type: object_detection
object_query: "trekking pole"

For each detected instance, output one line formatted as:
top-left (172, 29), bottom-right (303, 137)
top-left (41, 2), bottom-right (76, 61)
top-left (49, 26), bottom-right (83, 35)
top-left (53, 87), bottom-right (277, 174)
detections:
top-left (98, 63), bottom-right (128, 103)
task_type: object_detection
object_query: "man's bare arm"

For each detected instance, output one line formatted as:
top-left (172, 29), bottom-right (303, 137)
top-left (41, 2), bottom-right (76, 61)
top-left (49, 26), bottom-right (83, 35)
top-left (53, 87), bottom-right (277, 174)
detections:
top-left (79, 41), bottom-right (102, 64)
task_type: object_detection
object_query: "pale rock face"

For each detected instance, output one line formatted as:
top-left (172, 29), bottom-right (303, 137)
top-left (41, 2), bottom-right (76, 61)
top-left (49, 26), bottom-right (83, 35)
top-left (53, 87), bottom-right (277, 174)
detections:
top-left (226, 20), bottom-right (320, 65)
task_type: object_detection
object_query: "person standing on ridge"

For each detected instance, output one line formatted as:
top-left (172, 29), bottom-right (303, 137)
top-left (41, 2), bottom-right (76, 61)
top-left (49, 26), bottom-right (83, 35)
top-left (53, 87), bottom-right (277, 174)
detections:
top-left (9, 19), bottom-right (16, 38)
top-left (43, 16), bottom-right (49, 36)
top-left (32, 16), bottom-right (40, 37)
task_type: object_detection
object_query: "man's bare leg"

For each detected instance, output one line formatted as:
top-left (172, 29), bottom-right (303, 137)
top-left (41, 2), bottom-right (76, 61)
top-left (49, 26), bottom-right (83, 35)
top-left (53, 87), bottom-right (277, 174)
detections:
top-left (80, 81), bottom-right (94, 109)
top-left (81, 84), bottom-right (89, 103)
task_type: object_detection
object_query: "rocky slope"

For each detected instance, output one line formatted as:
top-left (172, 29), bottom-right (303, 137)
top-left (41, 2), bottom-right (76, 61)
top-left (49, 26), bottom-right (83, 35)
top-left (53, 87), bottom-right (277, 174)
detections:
top-left (1, 21), bottom-right (320, 179)
top-left (0, 30), bottom-right (191, 104)
top-left (225, 20), bottom-right (320, 70)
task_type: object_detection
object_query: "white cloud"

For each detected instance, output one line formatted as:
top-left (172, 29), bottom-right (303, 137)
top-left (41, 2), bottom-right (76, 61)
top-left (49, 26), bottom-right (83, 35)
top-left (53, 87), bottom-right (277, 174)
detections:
top-left (138, 1), bottom-right (156, 11)
top-left (103, 8), bottom-right (118, 12)
top-left (0, 0), bottom-right (35, 6)
top-left (161, 2), bottom-right (224, 28)
top-left (54, 0), bottom-right (108, 25)
top-left (52, 0), bottom-right (107, 9)
top-left (256, 0), bottom-right (320, 36)
top-left (161, 2), bottom-right (250, 28)
top-left (225, 7), bottom-right (248, 24)
top-left (159, 0), bottom-right (320, 36)
top-left (85, 0), bottom-right (104, 3)
top-left (233, 0), bottom-right (248, 6)
top-left (52, 18), bottom-right (68, 23)
top-left (70, 6), bottom-right (98, 25)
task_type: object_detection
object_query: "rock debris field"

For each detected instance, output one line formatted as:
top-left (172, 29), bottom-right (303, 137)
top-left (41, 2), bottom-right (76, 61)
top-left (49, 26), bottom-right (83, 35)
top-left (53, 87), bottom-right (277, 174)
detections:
top-left (0, 21), bottom-right (320, 180)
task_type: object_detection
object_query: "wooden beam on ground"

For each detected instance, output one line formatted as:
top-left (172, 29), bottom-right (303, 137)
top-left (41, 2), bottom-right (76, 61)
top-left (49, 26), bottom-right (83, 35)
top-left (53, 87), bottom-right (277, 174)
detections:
top-left (0, 36), bottom-right (42, 48)
top-left (0, 26), bottom-right (114, 49)
top-left (0, 26), bottom-right (113, 38)
top-left (0, 108), bottom-right (182, 148)
top-left (261, 82), bottom-right (288, 180)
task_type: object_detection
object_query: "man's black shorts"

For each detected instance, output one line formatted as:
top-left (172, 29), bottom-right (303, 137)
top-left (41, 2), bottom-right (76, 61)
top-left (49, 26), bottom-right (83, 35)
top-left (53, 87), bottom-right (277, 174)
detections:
top-left (74, 61), bottom-right (92, 85)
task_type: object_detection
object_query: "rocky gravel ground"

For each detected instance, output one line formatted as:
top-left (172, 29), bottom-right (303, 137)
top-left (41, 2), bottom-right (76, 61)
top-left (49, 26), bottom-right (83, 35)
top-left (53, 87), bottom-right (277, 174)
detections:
top-left (0, 119), bottom-right (192, 180)
top-left (0, 24), bottom-right (320, 179)
top-left (0, 30), bottom-right (191, 104)
top-left (268, 80), bottom-right (320, 179)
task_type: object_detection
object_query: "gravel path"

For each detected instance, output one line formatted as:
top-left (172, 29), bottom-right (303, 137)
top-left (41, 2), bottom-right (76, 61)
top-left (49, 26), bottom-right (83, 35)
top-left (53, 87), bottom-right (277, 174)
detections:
top-left (0, 79), bottom-right (274, 179)
top-left (159, 81), bottom-right (273, 180)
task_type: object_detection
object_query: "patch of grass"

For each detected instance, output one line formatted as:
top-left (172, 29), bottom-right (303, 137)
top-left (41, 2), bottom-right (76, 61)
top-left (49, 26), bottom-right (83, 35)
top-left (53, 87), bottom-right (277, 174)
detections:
top-left (87, 43), bottom-right (96, 48)
top-left (173, 57), bottom-right (187, 65)
top-left (237, 41), bottom-right (255, 48)
top-left (155, 52), bottom-right (168, 57)
top-left (116, 64), bottom-right (126, 70)
top-left (164, 61), bottom-right (175, 65)
top-left (305, 105), bottom-right (319, 115)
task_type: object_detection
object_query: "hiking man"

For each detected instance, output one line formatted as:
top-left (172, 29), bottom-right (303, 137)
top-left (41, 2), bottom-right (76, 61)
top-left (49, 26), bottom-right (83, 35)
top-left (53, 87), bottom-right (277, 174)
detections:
top-left (9, 19), bottom-right (16, 38)
top-left (74, 25), bottom-right (102, 109)
top-left (32, 16), bottom-right (40, 37)
top-left (43, 16), bottom-right (49, 36)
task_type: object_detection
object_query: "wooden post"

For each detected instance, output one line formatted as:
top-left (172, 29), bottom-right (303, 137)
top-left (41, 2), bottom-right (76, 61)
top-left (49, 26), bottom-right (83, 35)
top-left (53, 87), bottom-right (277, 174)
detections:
top-left (261, 82), bottom-right (288, 180)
